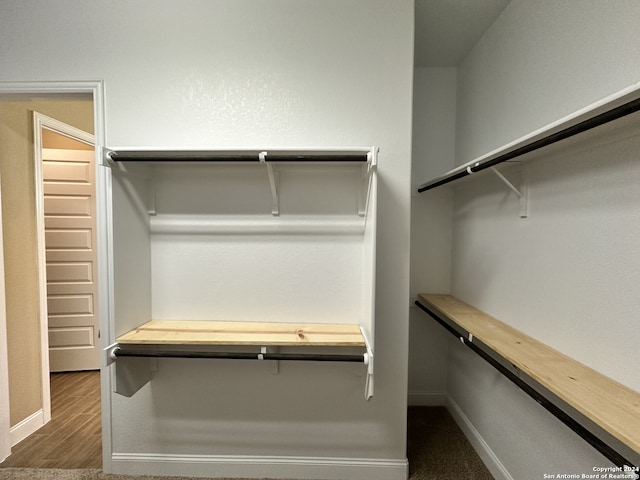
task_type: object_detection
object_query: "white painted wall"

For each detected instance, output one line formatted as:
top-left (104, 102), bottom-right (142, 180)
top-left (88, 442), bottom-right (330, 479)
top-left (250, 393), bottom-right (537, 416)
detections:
top-left (409, 68), bottom-right (456, 405)
top-left (455, 0), bottom-right (640, 165)
top-left (0, 2), bottom-right (413, 479)
top-left (449, 1), bottom-right (640, 477)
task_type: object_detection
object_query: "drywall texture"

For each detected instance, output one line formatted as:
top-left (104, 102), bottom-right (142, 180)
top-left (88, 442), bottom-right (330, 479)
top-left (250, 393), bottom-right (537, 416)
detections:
top-left (408, 68), bottom-right (456, 405)
top-left (450, 0), bottom-right (640, 477)
top-left (0, 2), bottom-right (413, 478)
top-left (455, 0), bottom-right (640, 164)
top-left (0, 99), bottom-right (93, 427)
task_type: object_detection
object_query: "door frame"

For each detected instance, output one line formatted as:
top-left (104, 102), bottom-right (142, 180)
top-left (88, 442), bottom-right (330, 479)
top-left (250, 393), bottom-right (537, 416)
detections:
top-left (0, 81), bottom-right (109, 467)
top-left (0, 171), bottom-right (10, 462)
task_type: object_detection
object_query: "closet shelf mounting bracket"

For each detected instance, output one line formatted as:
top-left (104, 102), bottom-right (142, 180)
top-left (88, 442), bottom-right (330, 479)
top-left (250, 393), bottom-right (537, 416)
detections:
top-left (358, 148), bottom-right (378, 217)
top-left (103, 150), bottom-right (155, 225)
top-left (259, 151), bottom-right (280, 216)
top-left (490, 167), bottom-right (528, 218)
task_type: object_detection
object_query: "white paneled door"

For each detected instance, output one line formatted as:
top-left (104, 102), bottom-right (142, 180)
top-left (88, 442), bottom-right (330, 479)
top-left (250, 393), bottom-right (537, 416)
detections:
top-left (43, 147), bottom-right (100, 371)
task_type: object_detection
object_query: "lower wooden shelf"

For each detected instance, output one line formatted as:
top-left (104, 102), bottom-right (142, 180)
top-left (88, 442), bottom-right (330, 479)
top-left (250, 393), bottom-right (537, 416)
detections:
top-left (116, 319), bottom-right (366, 347)
top-left (416, 293), bottom-right (640, 466)
top-left (109, 319), bottom-right (374, 400)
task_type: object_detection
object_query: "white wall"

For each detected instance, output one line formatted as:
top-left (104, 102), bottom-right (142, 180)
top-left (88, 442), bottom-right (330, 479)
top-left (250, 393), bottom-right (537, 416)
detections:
top-left (455, 0), bottom-right (640, 165)
top-left (408, 68), bottom-right (456, 405)
top-left (0, 2), bottom-right (413, 479)
top-left (449, 1), bottom-right (640, 477)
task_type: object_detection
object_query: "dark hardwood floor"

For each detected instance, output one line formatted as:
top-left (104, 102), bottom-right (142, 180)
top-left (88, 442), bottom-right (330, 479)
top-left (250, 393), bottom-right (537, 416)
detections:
top-left (0, 371), bottom-right (102, 469)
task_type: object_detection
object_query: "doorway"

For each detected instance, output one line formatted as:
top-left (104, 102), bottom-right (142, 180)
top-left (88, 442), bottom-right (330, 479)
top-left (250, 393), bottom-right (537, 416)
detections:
top-left (35, 113), bottom-right (100, 372)
top-left (0, 84), bottom-right (106, 467)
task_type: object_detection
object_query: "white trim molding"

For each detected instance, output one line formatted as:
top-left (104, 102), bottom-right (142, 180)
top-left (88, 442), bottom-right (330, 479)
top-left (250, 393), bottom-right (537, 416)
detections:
top-left (446, 395), bottom-right (513, 480)
top-left (110, 453), bottom-right (409, 480)
top-left (9, 409), bottom-right (45, 448)
top-left (408, 390), bottom-right (447, 406)
top-left (0, 176), bottom-right (10, 461)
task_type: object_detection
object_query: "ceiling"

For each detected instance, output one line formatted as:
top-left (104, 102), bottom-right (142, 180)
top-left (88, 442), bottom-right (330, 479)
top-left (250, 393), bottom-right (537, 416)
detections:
top-left (414, 0), bottom-right (511, 67)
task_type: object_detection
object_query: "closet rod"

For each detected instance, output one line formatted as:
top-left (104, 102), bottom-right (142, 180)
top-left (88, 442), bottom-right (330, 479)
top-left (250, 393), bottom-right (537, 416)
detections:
top-left (112, 348), bottom-right (366, 363)
top-left (108, 152), bottom-right (369, 163)
top-left (414, 300), bottom-right (637, 470)
top-left (417, 96), bottom-right (640, 193)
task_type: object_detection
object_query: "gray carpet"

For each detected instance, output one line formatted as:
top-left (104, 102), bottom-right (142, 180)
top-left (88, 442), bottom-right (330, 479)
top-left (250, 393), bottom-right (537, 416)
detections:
top-left (407, 406), bottom-right (494, 479)
top-left (0, 407), bottom-right (493, 480)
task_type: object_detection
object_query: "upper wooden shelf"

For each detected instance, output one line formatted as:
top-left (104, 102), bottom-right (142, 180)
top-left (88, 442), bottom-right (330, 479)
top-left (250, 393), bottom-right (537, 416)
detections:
top-left (106, 147), bottom-right (375, 164)
top-left (416, 86), bottom-right (640, 193)
top-left (116, 320), bottom-right (366, 347)
top-left (417, 293), bottom-right (640, 456)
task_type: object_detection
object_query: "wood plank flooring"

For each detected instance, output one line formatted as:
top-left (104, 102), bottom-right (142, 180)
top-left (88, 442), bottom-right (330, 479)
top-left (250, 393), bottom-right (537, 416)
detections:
top-left (0, 371), bottom-right (102, 469)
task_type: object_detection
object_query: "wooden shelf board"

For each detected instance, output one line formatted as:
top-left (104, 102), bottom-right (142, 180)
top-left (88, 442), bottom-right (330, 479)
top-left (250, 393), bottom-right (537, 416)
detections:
top-left (418, 293), bottom-right (640, 455)
top-left (116, 320), bottom-right (365, 347)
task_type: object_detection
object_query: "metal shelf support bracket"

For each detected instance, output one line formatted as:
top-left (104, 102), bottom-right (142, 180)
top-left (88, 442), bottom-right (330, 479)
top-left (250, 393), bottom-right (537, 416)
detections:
top-left (491, 167), bottom-right (529, 218)
top-left (360, 326), bottom-right (374, 401)
top-left (358, 148), bottom-right (378, 217)
top-left (259, 151), bottom-right (280, 216)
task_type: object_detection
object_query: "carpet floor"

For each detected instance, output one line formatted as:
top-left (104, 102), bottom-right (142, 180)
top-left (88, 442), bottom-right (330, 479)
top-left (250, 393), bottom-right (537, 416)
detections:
top-left (407, 406), bottom-right (493, 479)
top-left (0, 406), bottom-right (493, 480)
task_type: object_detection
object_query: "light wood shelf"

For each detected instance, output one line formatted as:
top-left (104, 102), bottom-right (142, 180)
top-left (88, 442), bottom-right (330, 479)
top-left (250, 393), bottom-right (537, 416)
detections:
top-left (417, 293), bottom-right (640, 456)
top-left (116, 319), bottom-right (366, 347)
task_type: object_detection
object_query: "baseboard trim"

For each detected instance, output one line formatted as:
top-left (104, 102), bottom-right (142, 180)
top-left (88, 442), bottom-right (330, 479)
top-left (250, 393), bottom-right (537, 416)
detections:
top-left (9, 409), bottom-right (45, 447)
top-left (110, 453), bottom-right (408, 480)
top-left (445, 395), bottom-right (513, 480)
top-left (408, 390), bottom-right (446, 406)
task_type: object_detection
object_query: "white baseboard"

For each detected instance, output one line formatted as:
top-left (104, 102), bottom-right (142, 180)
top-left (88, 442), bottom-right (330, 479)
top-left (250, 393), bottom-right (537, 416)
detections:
top-left (10, 409), bottom-right (45, 447)
top-left (445, 395), bottom-right (513, 480)
top-left (110, 453), bottom-right (408, 480)
top-left (408, 390), bottom-right (446, 406)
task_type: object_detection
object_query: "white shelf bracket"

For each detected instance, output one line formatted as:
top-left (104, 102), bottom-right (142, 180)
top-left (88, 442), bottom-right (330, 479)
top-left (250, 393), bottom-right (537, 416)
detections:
top-left (260, 151), bottom-right (279, 216)
top-left (146, 176), bottom-right (157, 216)
top-left (104, 343), bottom-right (119, 366)
top-left (360, 326), bottom-right (374, 401)
top-left (491, 167), bottom-right (529, 218)
top-left (258, 346), bottom-right (280, 374)
top-left (358, 148), bottom-right (378, 217)
top-left (104, 150), bottom-right (152, 226)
